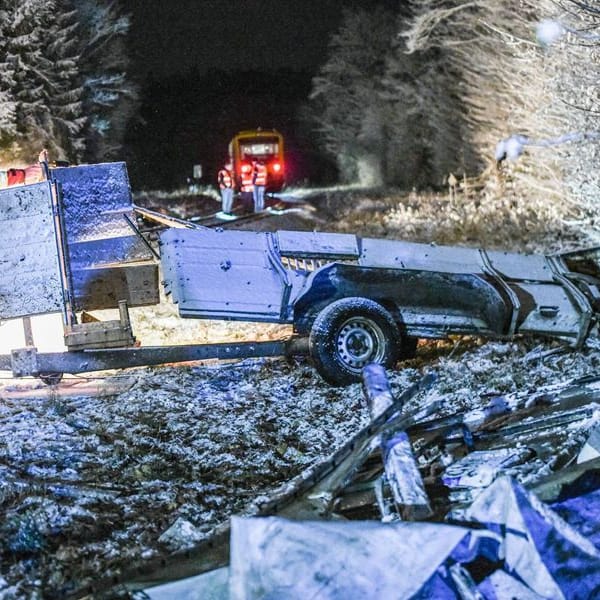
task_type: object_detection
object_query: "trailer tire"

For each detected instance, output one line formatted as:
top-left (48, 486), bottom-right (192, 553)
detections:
top-left (39, 372), bottom-right (63, 386)
top-left (309, 297), bottom-right (402, 386)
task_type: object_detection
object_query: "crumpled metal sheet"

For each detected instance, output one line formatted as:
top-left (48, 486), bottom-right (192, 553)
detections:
top-left (442, 447), bottom-right (532, 489)
top-left (0, 182), bottom-right (63, 319)
top-left (457, 476), bottom-right (600, 599)
top-left (228, 516), bottom-right (498, 600)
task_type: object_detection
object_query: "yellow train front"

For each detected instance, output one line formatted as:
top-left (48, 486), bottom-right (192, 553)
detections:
top-left (228, 128), bottom-right (285, 193)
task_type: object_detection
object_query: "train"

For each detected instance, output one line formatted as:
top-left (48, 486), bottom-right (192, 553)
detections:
top-left (228, 128), bottom-right (285, 193)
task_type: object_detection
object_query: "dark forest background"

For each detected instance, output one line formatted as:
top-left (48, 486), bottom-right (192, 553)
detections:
top-left (1, 0), bottom-right (600, 223)
top-left (123, 68), bottom-right (337, 190)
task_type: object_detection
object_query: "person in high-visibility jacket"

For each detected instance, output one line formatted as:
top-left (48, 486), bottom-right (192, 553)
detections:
top-left (252, 159), bottom-right (268, 212)
top-left (240, 163), bottom-right (254, 208)
top-left (217, 162), bottom-right (234, 215)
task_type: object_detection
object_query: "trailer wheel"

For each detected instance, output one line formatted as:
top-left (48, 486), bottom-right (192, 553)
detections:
top-left (309, 297), bottom-right (402, 386)
top-left (39, 372), bottom-right (63, 386)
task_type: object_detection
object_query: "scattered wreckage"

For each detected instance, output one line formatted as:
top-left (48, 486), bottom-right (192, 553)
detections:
top-left (2, 161), bottom-right (600, 385)
top-left (67, 364), bottom-right (600, 598)
top-left (3, 162), bottom-right (600, 598)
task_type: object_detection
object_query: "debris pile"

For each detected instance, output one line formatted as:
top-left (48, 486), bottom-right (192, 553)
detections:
top-left (143, 362), bottom-right (600, 599)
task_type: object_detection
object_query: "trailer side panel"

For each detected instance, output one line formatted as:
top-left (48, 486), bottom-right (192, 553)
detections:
top-left (0, 182), bottom-right (63, 318)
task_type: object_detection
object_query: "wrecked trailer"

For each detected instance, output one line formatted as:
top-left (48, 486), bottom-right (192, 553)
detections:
top-left (2, 160), bottom-right (600, 385)
top-left (159, 227), bottom-right (600, 384)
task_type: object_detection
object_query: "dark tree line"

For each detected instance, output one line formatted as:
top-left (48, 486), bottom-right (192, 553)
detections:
top-left (0, 0), bottom-right (136, 164)
top-left (310, 4), bottom-right (482, 189)
top-left (125, 68), bottom-right (337, 191)
top-left (4, 0), bottom-right (600, 209)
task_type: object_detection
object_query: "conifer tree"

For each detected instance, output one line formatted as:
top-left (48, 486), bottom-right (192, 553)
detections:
top-left (0, 0), bottom-right (136, 164)
top-left (0, 0), bottom-right (83, 162)
top-left (74, 0), bottom-right (138, 161)
top-left (310, 7), bottom-right (397, 185)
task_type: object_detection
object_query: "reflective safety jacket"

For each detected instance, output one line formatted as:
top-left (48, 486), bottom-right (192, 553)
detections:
top-left (240, 169), bottom-right (253, 192)
top-left (218, 168), bottom-right (233, 189)
top-left (252, 162), bottom-right (267, 187)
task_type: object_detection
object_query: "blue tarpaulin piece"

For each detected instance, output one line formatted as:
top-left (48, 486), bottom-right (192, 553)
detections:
top-left (551, 472), bottom-right (600, 551)
top-left (458, 476), bottom-right (600, 600)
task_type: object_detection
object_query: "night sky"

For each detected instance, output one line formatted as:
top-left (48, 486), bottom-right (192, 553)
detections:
top-left (125, 0), bottom-right (398, 189)
top-left (129, 0), bottom-right (356, 77)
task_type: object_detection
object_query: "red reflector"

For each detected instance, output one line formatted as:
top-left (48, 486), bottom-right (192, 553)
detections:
top-left (272, 162), bottom-right (281, 172)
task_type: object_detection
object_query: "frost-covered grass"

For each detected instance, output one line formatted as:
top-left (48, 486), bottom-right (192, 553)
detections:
top-left (2, 332), bottom-right (600, 596)
top-left (314, 175), bottom-right (590, 254)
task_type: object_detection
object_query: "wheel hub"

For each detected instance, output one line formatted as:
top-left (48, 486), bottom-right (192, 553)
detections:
top-left (336, 317), bottom-right (385, 370)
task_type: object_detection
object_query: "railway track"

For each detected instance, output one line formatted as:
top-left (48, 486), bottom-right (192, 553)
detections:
top-left (135, 196), bottom-right (312, 233)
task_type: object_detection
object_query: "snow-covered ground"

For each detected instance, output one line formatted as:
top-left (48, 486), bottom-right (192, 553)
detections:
top-left (1, 183), bottom-right (599, 597)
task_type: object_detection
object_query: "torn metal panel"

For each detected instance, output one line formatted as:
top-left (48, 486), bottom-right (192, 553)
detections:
top-left (513, 282), bottom-right (590, 342)
top-left (359, 238), bottom-right (487, 274)
top-left (479, 570), bottom-right (548, 600)
top-left (276, 230), bottom-right (359, 259)
top-left (485, 250), bottom-right (554, 281)
top-left (0, 182), bottom-right (63, 318)
top-left (442, 448), bottom-right (534, 503)
top-left (52, 162), bottom-right (136, 242)
top-left (160, 228), bottom-right (292, 321)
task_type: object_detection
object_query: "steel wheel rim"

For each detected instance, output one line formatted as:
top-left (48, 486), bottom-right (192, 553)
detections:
top-left (336, 316), bottom-right (386, 371)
